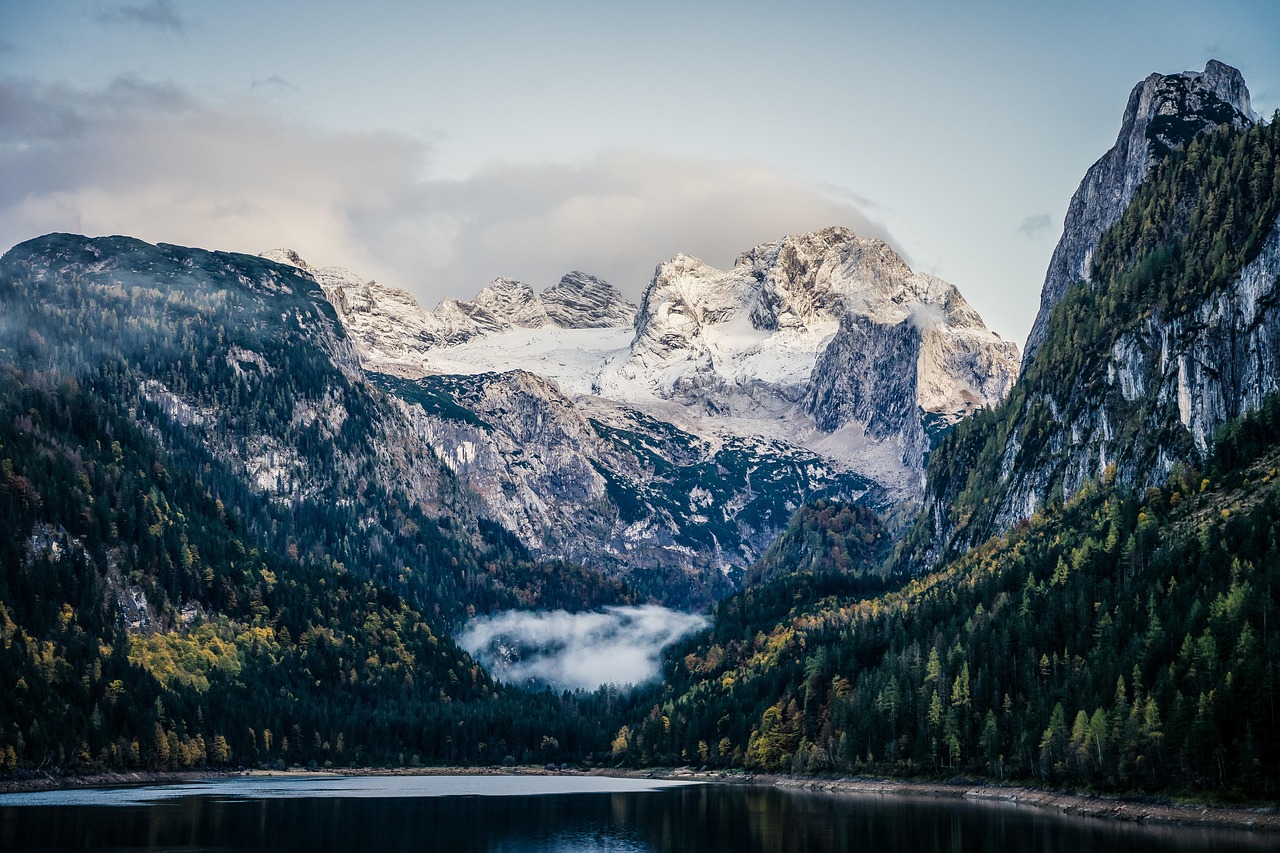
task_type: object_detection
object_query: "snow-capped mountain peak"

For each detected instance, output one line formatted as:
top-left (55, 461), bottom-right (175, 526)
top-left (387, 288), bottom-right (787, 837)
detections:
top-left (258, 228), bottom-right (1018, 597)
top-left (259, 250), bottom-right (639, 377)
top-left (602, 228), bottom-right (1019, 460)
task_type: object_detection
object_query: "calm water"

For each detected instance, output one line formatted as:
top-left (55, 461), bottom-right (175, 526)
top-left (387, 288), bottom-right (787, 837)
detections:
top-left (0, 774), bottom-right (1272, 852)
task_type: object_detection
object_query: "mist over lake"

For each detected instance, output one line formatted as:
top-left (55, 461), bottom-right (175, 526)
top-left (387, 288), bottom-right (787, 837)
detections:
top-left (458, 606), bottom-right (707, 690)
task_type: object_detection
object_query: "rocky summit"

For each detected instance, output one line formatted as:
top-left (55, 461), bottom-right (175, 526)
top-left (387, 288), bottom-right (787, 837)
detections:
top-left (598, 227), bottom-right (1020, 490)
top-left (1022, 59), bottom-right (1257, 366)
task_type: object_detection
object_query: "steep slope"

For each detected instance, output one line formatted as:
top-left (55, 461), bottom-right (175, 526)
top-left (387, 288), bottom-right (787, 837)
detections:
top-left (620, 63), bottom-right (1280, 798)
top-left (377, 371), bottom-right (880, 608)
top-left (743, 499), bottom-right (891, 587)
top-left (0, 235), bottom-right (642, 773)
top-left (1023, 60), bottom-right (1256, 366)
top-left (597, 228), bottom-right (1020, 491)
top-left (631, 402), bottom-right (1280, 795)
top-left (912, 105), bottom-right (1280, 568)
top-left (1, 235), bottom-right (629, 619)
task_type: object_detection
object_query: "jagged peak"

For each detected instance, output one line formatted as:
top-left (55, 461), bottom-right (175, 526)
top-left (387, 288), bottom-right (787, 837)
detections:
top-left (733, 225), bottom-right (870, 268)
top-left (540, 271), bottom-right (637, 329)
top-left (548, 270), bottom-right (610, 291)
top-left (481, 275), bottom-right (536, 294)
top-left (1023, 60), bottom-right (1258, 367)
top-left (656, 252), bottom-right (715, 276)
top-left (635, 226), bottom-right (979, 336)
top-left (470, 277), bottom-right (546, 328)
top-left (1176, 59), bottom-right (1256, 120)
top-left (542, 270), bottom-right (624, 303)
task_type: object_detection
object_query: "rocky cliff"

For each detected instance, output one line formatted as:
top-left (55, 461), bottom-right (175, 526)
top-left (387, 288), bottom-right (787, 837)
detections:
top-left (1022, 60), bottom-right (1257, 367)
top-left (378, 370), bottom-right (879, 606)
top-left (599, 227), bottom-right (1020, 493)
top-left (1, 234), bottom-right (634, 624)
top-left (911, 68), bottom-right (1280, 569)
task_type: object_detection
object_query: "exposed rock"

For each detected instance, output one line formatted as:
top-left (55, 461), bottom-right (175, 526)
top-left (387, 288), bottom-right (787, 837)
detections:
top-left (914, 62), bottom-right (1278, 568)
top-left (259, 252), bottom-right (640, 377)
top-left (806, 314), bottom-right (928, 473)
top-left (268, 226), bottom-right (1017, 596)
top-left (471, 277), bottom-right (549, 328)
top-left (602, 227), bottom-right (1019, 494)
top-left (984, 208), bottom-right (1280, 544)
top-left (380, 369), bottom-right (881, 607)
top-left (541, 271), bottom-right (638, 328)
top-left (1023, 60), bottom-right (1256, 366)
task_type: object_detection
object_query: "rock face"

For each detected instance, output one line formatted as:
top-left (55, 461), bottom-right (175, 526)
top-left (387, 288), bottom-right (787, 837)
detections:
top-left (955, 209), bottom-right (1280, 561)
top-left (379, 370), bottom-right (878, 607)
top-left (599, 227), bottom-right (1020, 492)
top-left (3, 234), bottom-right (607, 624)
top-left (910, 61), bottom-right (1279, 571)
top-left (806, 314), bottom-right (928, 471)
top-left (1022, 60), bottom-right (1257, 366)
top-left (542, 271), bottom-right (638, 328)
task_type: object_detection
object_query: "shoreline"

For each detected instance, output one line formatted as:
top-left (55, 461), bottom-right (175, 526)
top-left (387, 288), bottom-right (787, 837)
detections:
top-left (765, 776), bottom-right (1280, 834)
top-left (2, 766), bottom-right (1277, 834)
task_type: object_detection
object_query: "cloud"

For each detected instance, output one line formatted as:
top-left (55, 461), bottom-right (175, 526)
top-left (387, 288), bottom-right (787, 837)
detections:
top-left (0, 76), bottom-right (425, 286)
top-left (1017, 213), bottom-right (1054, 238)
top-left (406, 153), bottom-right (894, 301)
top-left (251, 75), bottom-right (302, 95)
top-left (907, 302), bottom-right (946, 331)
top-left (94, 0), bottom-right (185, 33)
top-left (0, 75), bottom-right (893, 308)
top-left (457, 606), bottom-right (707, 691)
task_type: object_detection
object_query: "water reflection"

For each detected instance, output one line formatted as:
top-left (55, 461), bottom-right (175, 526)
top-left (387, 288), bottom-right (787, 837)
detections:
top-left (0, 778), bottom-right (1271, 852)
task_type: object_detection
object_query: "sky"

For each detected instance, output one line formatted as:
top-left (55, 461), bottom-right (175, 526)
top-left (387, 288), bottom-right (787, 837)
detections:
top-left (1, 1), bottom-right (1277, 347)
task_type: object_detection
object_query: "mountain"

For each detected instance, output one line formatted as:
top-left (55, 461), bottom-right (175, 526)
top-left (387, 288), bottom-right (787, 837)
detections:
top-left (379, 371), bottom-right (877, 605)
top-left (626, 63), bottom-right (1280, 797)
top-left (596, 228), bottom-right (1020, 490)
top-left (1, 59), bottom-right (1277, 795)
top-left (261, 249), bottom-right (639, 375)
top-left (910, 61), bottom-right (1279, 568)
top-left (1022, 59), bottom-right (1257, 367)
top-left (0, 235), bottom-right (634, 621)
top-left (271, 228), bottom-right (1017, 599)
top-left (0, 234), bottom-right (637, 773)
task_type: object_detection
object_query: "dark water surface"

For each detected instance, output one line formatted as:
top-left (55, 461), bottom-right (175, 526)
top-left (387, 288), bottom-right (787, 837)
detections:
top-left (0, 775), bottom-right (1272, 852)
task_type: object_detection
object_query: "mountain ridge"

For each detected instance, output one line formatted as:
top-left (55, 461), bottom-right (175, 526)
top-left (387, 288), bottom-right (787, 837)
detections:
top-left (258, 228), bottom-right (1019, 594)
top-left (1022, 59), bottom-right (1257, 367)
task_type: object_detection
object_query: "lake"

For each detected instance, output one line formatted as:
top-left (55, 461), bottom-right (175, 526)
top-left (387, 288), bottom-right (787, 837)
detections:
top-left (0, 774), bottom-right (1272, 852)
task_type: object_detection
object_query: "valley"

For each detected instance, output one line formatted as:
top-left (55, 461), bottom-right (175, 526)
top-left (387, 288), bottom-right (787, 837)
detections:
top-left (0, 57), bottom-right (1277, 816)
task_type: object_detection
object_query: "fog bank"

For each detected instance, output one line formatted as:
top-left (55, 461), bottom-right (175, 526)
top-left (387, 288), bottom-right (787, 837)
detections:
top-left (458, 605), bottom-right (707, 691)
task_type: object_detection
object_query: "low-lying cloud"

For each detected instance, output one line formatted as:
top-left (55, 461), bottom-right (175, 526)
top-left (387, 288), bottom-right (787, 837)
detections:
top-left (0, 74), bottom-right (891, 307)
top-left (458, 606), bottom-right (707, 691)
top-left (1017, 213), bottom-right (1054, 239)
